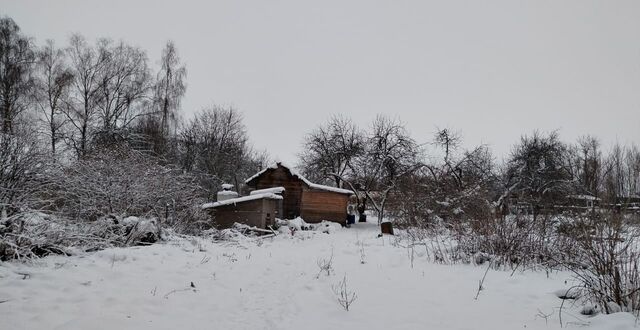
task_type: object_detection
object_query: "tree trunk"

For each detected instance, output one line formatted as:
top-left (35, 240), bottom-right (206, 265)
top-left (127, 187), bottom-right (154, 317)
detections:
top-left (2, 102), bottom-right (11, 134)
top-left (380, 221), bottom-right (394, 235)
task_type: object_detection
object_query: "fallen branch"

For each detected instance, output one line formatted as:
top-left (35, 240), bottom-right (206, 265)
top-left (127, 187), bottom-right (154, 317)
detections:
top-left (267, 225), bottom-right (278, 236)
top-left (163, 287), bottom-right (195, 299)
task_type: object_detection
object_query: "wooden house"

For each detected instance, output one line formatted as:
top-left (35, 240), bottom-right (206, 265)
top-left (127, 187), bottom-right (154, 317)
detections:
top-left (202, 193), bottom-right (283, 229)
top-left (245, 163), bottom-right (354, 225)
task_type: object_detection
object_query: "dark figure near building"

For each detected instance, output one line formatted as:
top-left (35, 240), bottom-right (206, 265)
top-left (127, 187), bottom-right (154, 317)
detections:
top-left (346, 204), bottom-right (356, 226)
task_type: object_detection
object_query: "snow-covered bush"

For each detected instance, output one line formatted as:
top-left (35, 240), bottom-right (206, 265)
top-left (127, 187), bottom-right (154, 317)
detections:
top-left (451, 212), bottom-right (584, 270)
top-left (36, 146), bottom-right (210, 234)
top-left (558, 213), bottom-right (640, 316)
top-left (396, 212), bottom-right (577, 270)
top-left (277, 217), bottom-right (312, 231)
top-left (390, 135), bottom-right (497, 232)
top-left (0, 129), bottom-right (43, 217)
top-left (410, 209), bottom-right (640, 317)
top-left (0, 145), bottom-right (213, 261)
top-left (313, 221), bottom-right (342, 234)
top-left (120, 216), bottom-right (162, 245)
top-left (316, 249), bottom-right (334, 279)
top-left (454, 215), bottom-right (544, 268)
top-left (0, 212), bottom-right (163, 261)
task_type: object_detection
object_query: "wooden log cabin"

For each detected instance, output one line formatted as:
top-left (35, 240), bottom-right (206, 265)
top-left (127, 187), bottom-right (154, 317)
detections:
top-left (245, 163), bottom-right (354, 225)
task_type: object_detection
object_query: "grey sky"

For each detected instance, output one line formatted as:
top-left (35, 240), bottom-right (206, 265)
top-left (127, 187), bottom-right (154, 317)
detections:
top-left (3, 0), bottom-right (640, 163)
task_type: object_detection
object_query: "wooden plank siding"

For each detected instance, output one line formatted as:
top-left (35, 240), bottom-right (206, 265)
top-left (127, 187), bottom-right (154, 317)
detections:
top-left (246, 163), bottom-right (352, 225)
top-left (252, 167), bottom-right (304, 219)
top-left (210, 199), bottom-right (280, 229)
top-left (301, 190), bottom-right (349, 224)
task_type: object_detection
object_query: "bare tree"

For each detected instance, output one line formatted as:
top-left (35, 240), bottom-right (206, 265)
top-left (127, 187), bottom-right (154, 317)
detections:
top-left (392, 129), bottom-right (497, 230)
top-left (576, 135), bottom-right (602, 198)
top-left (0, 17), bottom-right (35, 134)
top-left (65, 34), bottom-right (107, 158)
top-left (179, 106), bottom-right (263, 195)
top-left (94, 39), bottom-right (151, 135)
top-left (434, 127), bottom-right (461, 165)
top-left (154, 40), bottom-right (186, 136)
top-left (602, 142), bottom-right (640, 206)
top-left (605, 143), bottom-right (626, 203)
top-left (625, 144), bottom-right (640, 199)
top-left (503, 131), bottom-right (575, 221)
top-left (134, 41), bottom-right (186, 157)
top-left (298, 115), bottom-right (364, 186)
top-left (0, 126), bottom-right (42, 217)
top-left (345, 115), bottom-right (421, 224)
top-left (301, 115), bottom-right (422, 224)
top-left (34, 40), bottom-right (73, 156)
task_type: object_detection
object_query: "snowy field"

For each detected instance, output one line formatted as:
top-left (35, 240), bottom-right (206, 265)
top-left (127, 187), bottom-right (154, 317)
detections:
top-left (1, 220), bottom-right (637, 330)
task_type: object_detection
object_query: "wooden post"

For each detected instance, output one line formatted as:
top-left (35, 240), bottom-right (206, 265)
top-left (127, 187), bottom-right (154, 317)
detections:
top-left (380, 222), bottom-right (394, 235)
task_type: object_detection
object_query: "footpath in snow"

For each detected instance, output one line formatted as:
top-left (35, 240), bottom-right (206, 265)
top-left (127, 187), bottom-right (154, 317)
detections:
top-left (0, 220), bottom-right (636, 330)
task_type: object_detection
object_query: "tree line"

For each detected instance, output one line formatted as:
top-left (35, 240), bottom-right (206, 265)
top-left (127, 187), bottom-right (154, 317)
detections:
top-left (0, 16), bottom-right (266, 230)
top-left (298, 115), bottom-right (640, 224)
top-left (1, 14), bottom-right (637, 230)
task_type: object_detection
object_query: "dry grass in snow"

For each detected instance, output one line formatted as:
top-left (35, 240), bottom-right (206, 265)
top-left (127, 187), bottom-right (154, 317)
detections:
top-left (0, 221), bottom-right (637, 330)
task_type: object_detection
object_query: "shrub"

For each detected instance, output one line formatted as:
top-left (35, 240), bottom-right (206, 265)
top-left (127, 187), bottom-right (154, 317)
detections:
top-left (559, 213), bottom-right (640, 316)
top-left (37, 146), bottom-right (211, 234)
top-left (0, 212), bottom-right (162, 261)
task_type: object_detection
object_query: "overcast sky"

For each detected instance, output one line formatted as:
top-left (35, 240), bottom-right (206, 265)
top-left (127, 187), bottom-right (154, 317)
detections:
top-left (3, 0), bottom-right (639, 163)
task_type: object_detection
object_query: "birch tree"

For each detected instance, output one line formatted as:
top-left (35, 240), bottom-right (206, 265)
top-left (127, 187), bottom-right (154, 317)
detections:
top-left (135, 41), bottom-right (186, 157)
top-left (65, 35), bottom-right (107, 158)
top-left (0, 17), bottom-right (34, 134)
top-left (93, 39), bottom-right (151, 144)
top-left (154, 40), bottom-right (186, 136)
top-left (34, 40), bottom-right (73, 156)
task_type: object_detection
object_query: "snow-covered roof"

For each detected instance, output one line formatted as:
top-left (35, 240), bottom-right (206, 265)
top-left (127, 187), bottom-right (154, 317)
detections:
top-left (244, 162), bottom-right (354, 195)
top-left (202, 193), bottom-right (283, 209)
top-left (244, 166), bottom-right (272, 184)
top-left (250, 187), bottom-right (285, 195)
top-left (306, 181), bottom-right (354, 195)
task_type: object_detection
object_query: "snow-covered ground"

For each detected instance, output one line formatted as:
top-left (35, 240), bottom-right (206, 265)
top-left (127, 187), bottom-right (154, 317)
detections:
top-left (0, 220), bottom-right (637, 330)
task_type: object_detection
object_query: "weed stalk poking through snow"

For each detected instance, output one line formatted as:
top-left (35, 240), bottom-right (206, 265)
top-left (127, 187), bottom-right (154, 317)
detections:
top-left (316, 248), bottom-right (334, 279)
top-left (332, 274), bottom-right (357, 311)
top-left (474, 261), bottom-right (492, 300)
top-left (359, 241), bottom-right (366, 264)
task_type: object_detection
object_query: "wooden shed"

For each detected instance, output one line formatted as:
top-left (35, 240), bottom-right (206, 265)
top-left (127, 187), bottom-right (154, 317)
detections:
top-left (202, 193), bottom-right (283, 229)
top-left (245, 163), bottom-right (354, 225)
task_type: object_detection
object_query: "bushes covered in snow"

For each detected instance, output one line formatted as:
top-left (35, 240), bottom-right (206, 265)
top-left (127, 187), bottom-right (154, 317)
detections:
top-left (35, 146), bottom-right (211, 234)
top-left (0, 145), bottom-right (216, 260)
top-left (275, 218), bottom-right (342, 234)
top-left (557, 213), bottom-right (640, 316)
top-left (397, 210), bottom-right (640, 318)
top-left (0, 212), bottom-right (163, 261)
top-left (0, 128), bottom-right (44, 217)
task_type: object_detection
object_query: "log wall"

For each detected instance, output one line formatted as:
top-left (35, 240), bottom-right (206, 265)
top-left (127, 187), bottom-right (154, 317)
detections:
top-left (301, 190), bottom-right (349, 224)
top-left (252, 167), bottom-right (304, 219)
